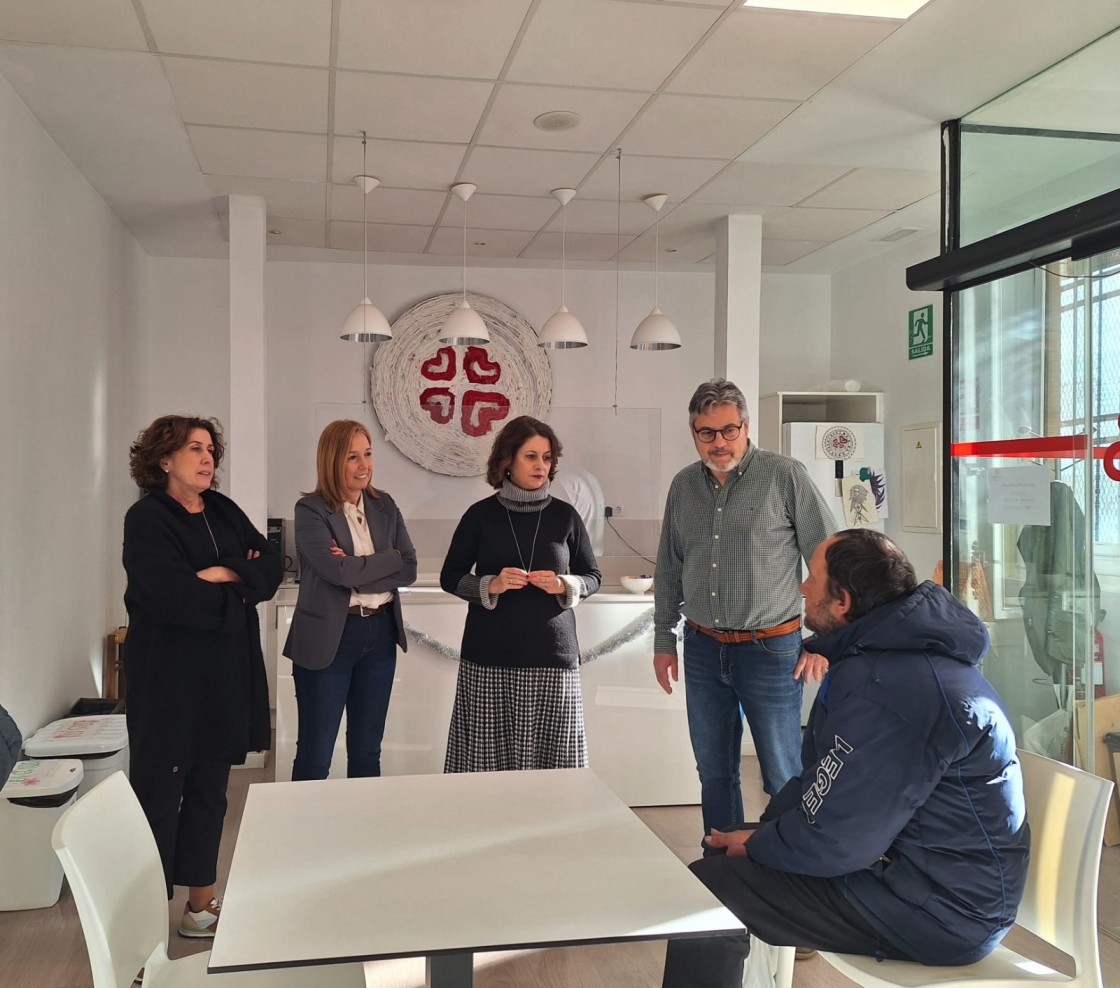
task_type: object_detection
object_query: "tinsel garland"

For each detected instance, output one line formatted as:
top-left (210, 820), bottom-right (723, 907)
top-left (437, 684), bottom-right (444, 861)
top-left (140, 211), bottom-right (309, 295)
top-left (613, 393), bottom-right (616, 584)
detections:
top-left (401, 607), bottom-right (656, 665)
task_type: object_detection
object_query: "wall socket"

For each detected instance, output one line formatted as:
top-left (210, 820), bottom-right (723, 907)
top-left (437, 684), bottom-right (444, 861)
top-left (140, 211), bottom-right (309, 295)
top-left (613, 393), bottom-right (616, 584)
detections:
top-left (604, 505), bottom-right (624, 518)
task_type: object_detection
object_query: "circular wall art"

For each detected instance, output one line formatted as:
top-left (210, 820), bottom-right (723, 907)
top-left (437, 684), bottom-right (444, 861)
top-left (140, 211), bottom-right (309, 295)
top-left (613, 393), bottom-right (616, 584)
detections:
top-left (370, 291), bottom-right (553, 477)
top-left (819, 424), bottom-right (858, 460)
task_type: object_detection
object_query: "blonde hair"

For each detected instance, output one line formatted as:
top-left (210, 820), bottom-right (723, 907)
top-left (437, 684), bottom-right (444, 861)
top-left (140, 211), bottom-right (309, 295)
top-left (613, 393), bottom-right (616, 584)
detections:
top-left (306, 420), bottom-right (379, 512)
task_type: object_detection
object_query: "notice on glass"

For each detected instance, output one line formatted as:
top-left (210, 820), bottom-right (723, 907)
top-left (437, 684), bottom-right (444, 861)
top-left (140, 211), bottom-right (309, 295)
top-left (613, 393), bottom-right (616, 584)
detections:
top-left (989, 466), bottom-right (1050, 525)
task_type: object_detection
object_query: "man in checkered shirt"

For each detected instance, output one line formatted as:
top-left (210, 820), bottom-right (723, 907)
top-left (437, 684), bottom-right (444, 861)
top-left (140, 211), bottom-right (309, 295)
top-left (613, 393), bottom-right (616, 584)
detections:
top-left (653, 379), bottom-right (835, 843)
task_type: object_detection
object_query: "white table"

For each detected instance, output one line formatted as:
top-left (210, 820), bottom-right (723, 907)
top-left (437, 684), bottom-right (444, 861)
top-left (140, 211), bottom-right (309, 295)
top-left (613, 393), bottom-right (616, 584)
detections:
top-left (208, 769), bottom-right (744, 986)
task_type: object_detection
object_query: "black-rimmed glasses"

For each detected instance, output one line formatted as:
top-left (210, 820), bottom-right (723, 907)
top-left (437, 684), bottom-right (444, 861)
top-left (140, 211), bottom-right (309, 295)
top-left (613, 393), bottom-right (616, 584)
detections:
top-left (692, 422), bottom-right (744, 443)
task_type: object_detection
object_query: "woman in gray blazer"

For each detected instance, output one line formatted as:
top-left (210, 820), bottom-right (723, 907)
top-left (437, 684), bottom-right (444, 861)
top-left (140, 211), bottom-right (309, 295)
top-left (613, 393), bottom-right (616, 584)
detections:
top-left (283, 420), bottom-right (417, 780)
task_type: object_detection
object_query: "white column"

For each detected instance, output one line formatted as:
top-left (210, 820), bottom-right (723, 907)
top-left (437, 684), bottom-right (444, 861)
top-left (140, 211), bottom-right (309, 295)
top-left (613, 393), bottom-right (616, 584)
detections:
top-left (227, 195), bottom-right (267, 530)
top-left (714, 215), bottom-right (763, 423)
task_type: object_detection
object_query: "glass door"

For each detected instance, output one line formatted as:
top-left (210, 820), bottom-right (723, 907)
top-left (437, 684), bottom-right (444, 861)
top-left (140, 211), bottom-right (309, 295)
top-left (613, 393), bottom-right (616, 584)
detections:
top-left (953, 249), bottom-right (1120, 775)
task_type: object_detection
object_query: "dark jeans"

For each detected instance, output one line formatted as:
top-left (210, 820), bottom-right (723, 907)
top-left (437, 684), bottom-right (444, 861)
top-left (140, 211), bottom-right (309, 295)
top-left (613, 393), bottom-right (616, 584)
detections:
top-left (663, 856), bottom-right (910, 988)
top-left (682, 622), bottom-right (803, 840)
top-left (129, 757), bottom-right (230, 899)
top-left (292, 611), bottom-right (398, 780)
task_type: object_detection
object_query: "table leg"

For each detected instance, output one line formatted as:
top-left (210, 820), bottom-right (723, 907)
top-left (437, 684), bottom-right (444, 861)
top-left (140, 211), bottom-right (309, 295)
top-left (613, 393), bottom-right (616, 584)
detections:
top-left (425, 952), bottom-right (473, 987)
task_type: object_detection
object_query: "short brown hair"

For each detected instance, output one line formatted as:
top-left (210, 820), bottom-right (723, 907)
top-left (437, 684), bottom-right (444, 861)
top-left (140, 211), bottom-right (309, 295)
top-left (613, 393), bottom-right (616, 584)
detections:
top-left (485, 416), bottom-right (562, 488)
top-left (825, 529), bottom-right (917, 622)
top-left (308, 420), bottom-right (379, 512)
top-left (129, 415), bottom-right (224, 491)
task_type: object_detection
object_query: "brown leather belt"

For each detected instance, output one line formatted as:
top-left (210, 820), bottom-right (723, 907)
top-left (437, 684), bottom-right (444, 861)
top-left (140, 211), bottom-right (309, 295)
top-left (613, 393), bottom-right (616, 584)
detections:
top-left (686, 616), bottom-right (800, 644)
top-left (348, 602), bottom-right (390, 617)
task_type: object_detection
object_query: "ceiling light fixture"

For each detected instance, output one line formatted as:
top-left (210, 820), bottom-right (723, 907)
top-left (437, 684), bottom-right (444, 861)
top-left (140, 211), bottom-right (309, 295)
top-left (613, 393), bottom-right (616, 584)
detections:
top-left (340, 132), bottom-right (392, 343)
top-left (533, 110), bottom-right (582, 132)
top-left (630, 194), bottom-right (681, 351)
top-left (538, 188), bottom-right (588, 350)
top-left (438, 183), bottom-right (490, 346)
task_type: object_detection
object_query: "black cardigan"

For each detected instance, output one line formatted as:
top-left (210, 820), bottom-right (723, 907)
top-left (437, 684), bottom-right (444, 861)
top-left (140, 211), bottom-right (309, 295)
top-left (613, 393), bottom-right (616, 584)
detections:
top-left (122, 489), bottom-right (282, 767)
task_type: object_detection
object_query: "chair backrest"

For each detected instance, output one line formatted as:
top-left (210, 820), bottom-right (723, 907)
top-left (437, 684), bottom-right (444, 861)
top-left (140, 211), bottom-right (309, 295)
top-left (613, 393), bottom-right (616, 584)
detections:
top-left (51, 771), bottom-right (170, 988)
top-left (1016, 749), bottom-right (1113, 984)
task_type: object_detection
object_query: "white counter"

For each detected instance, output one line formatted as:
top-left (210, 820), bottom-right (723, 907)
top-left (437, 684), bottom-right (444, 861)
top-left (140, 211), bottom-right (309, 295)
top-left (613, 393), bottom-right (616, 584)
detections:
top-left (270, 585), bottom-right (700, 806)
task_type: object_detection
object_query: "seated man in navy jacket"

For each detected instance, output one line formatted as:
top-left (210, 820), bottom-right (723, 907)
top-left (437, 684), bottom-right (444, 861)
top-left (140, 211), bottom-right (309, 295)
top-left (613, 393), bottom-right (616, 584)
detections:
top-left (664, 528), bottom-right (1030, 988)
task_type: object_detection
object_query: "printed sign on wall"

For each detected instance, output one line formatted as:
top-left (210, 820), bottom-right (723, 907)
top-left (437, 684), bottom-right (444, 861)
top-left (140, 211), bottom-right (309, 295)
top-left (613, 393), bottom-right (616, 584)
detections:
top-left (908, 304), bottom-right (934, 360)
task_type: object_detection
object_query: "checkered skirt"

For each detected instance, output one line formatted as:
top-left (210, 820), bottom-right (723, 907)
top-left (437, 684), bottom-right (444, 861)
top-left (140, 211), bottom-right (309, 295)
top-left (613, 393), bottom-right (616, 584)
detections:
top-left (444, 659), bottom-right (588, 772)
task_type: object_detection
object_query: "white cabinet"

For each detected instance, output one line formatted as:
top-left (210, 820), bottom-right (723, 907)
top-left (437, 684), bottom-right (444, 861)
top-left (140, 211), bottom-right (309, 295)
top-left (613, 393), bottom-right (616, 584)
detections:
top-left (758, 390), bottom-right (883, 453)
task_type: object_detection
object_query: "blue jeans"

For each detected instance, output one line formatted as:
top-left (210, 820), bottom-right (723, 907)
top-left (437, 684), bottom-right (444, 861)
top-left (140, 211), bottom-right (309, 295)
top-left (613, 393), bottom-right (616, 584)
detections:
top-left (292, 612), bottom-right (397, 780)
top-left (682, 623), bottom-right (803, 839)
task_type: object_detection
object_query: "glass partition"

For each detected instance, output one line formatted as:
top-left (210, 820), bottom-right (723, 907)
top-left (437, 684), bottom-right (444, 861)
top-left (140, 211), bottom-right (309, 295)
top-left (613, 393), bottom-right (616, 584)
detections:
top-left (959, 27), bottom-right (1120, 246)
top-left (952, 251), bottom-right (1120, 774)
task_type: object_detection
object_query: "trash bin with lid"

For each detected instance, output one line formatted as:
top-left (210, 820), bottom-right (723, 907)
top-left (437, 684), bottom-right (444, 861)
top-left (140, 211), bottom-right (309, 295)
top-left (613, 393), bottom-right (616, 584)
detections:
top-left (0, 758), bottom-right (84, 910)
top-left (24, 715), bottom-right (129, 799)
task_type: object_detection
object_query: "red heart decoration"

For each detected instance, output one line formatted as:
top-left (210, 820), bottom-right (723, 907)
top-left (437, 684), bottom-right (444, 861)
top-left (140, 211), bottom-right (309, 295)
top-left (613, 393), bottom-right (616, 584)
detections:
top-left (460, 390), bottom-right (510, 437)
top-left (419, 387), bottom-right (454, 424)
top-left (463, 346), bottom-right (501, 385)
top-left (420, 347), bottom-right (456, 381)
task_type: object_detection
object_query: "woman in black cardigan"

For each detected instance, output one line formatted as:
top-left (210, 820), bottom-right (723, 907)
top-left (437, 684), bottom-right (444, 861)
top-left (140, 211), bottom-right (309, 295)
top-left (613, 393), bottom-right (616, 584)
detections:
top-left (123, 415), bottom-right (281, 939)
top-left (441, 416), bottom-right (601, 772)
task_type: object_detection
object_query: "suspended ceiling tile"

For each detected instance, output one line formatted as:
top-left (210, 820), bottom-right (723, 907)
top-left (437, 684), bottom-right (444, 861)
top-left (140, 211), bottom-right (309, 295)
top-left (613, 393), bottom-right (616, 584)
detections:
top-left (331, 136), bottom-right (468, 189)
top-left (334, 72), bottom-right (494, 144)
top-left (618, 224), bottom-right (716, 263)
top-left (428, 226), bottom-right (536, 258)
top-left (623, 93), bottom-right (797, 159)
top-left (207, 175), bottom-right (327, 218)
top-left (261, 216), bottom-right (328, 248)
top-left (330, 220), bottom-right (432, 253)
top-left (443, 193), bottom-right (559, 231)
top-left (543, 198), bottom-right (654, 236)
top-left (691, 161), bottom-right (852, 206)
top-left (763, 205), bottom-right (889, 241)
top-left (478, 83), bottom-right (651, 153)
top-left (799, 166), bottom-right (940, 209)
top-left (507, 0), bottom-right (720, 90)
top-left (670, 8), bottom-right (898, 100)
top-left (761, 239), bottom-right (828, 266)
top-left (657, 201), bottom-right (787, 231)
top-left (337, 0), bottom-right (532, 78)
top-left (579, 154), bottom-right (724, 202)
top-left (0, 0), bottom-right (148, 49)
top-left (187, 126), bottom-right (328, 182)
top-left (330, 185), bottom-right (447, 226)
top-left (163, 58), bottom-right (328, 133)
top-left (144, 0), bottom-right (332, 65)
top-left (460, 146), bottom-right (602, 198)
top-left (521, 230), bottom-right (636, 262)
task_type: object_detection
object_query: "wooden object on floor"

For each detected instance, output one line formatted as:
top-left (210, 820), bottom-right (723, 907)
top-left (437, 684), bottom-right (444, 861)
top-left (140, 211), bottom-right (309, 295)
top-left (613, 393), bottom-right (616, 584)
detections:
top-left (102, 628), bottom-right (126, 702)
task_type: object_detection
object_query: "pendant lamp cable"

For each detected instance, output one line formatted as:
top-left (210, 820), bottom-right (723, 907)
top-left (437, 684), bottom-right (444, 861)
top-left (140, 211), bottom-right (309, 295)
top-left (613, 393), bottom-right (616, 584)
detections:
top-left (361, 131), bottom-right (368, 303)
top-left (613, 147), bottom-right (622, 415)
top-left (461, 192), bottom-right (468, 302)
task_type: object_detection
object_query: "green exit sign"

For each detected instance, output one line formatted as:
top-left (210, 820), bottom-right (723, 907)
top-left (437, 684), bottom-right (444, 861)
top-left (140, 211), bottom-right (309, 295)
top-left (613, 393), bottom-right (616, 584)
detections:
top-left (908, 304), bottom-right (933, 360)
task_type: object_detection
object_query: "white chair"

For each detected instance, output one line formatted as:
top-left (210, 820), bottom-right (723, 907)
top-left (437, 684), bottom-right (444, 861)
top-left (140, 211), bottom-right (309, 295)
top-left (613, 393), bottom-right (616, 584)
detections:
top-left (773, 749), bottom-right (1113, 988)
top-left (52, 771), bottom-right (366, 988)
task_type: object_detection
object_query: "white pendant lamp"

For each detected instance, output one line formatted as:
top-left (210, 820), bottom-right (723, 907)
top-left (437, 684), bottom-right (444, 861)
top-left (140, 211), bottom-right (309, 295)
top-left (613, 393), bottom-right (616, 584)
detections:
top-left (538, 188), bottom-right (588, 349)
top-left (438, 183), bottom-right (490, 346)
top-left (630, 193), bottom-right (681, 351)
top-left (340, 131), bottom-right (392, 343)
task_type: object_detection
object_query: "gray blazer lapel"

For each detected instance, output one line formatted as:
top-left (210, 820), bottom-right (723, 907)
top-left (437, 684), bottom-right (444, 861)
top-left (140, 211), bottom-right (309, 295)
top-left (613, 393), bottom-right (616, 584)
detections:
top-left (326, 509), bottom-right (355, 555)
top-left (363, 491), bottom-right (392, 552)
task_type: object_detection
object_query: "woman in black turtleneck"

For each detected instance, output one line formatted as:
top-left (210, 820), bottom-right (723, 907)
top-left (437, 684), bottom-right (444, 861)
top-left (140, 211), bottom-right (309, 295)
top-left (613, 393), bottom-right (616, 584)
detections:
top-left (440, 416), bottom-right (601, 772)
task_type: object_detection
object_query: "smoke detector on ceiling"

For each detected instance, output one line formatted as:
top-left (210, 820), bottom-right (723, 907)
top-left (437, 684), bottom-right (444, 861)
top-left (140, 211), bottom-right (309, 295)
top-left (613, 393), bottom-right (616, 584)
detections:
top-left (533, 110), bottom-right (582, 132)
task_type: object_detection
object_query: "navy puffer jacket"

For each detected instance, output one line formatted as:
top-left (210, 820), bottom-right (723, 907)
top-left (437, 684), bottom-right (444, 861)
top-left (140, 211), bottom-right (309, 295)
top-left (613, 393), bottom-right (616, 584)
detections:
top-left (747, 581), bottom-right (1030, 965)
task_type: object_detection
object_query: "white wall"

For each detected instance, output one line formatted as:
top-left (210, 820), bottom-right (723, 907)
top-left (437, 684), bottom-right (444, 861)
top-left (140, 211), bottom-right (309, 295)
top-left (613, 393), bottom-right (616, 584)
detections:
top-left (0, 73), bottom-right (146, 736)
top-left (830, 236), bottom-right (944, 580)
top-left (760, 274), bottom-right (832, 399)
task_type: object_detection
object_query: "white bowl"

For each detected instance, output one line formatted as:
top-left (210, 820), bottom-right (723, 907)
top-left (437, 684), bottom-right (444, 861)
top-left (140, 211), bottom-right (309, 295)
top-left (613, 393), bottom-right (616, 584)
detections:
top-left (620, 575), bottom-right (653, 594)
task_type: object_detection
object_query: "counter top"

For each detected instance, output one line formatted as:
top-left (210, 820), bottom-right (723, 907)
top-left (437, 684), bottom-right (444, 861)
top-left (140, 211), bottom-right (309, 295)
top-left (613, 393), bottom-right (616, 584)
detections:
top-left (277, 581), bottom-right (653, 604)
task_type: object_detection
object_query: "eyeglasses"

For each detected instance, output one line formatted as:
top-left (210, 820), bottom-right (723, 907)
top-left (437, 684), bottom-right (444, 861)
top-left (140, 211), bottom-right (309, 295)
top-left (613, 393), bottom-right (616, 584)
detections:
top-left (692, 422), bottom-right (744, 443)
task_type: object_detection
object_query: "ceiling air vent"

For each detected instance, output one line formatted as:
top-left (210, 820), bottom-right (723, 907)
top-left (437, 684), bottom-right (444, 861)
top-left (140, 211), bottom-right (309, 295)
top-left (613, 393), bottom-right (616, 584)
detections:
top-left (877, 228), bottom-right (919, 242)
top-left (533, 110), bottom-right (582, 132)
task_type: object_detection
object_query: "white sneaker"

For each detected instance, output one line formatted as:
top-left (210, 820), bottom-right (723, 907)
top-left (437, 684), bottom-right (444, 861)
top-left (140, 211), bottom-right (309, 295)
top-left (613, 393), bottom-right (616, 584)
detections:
top-left (178, 896), bottom-right (221, 938)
